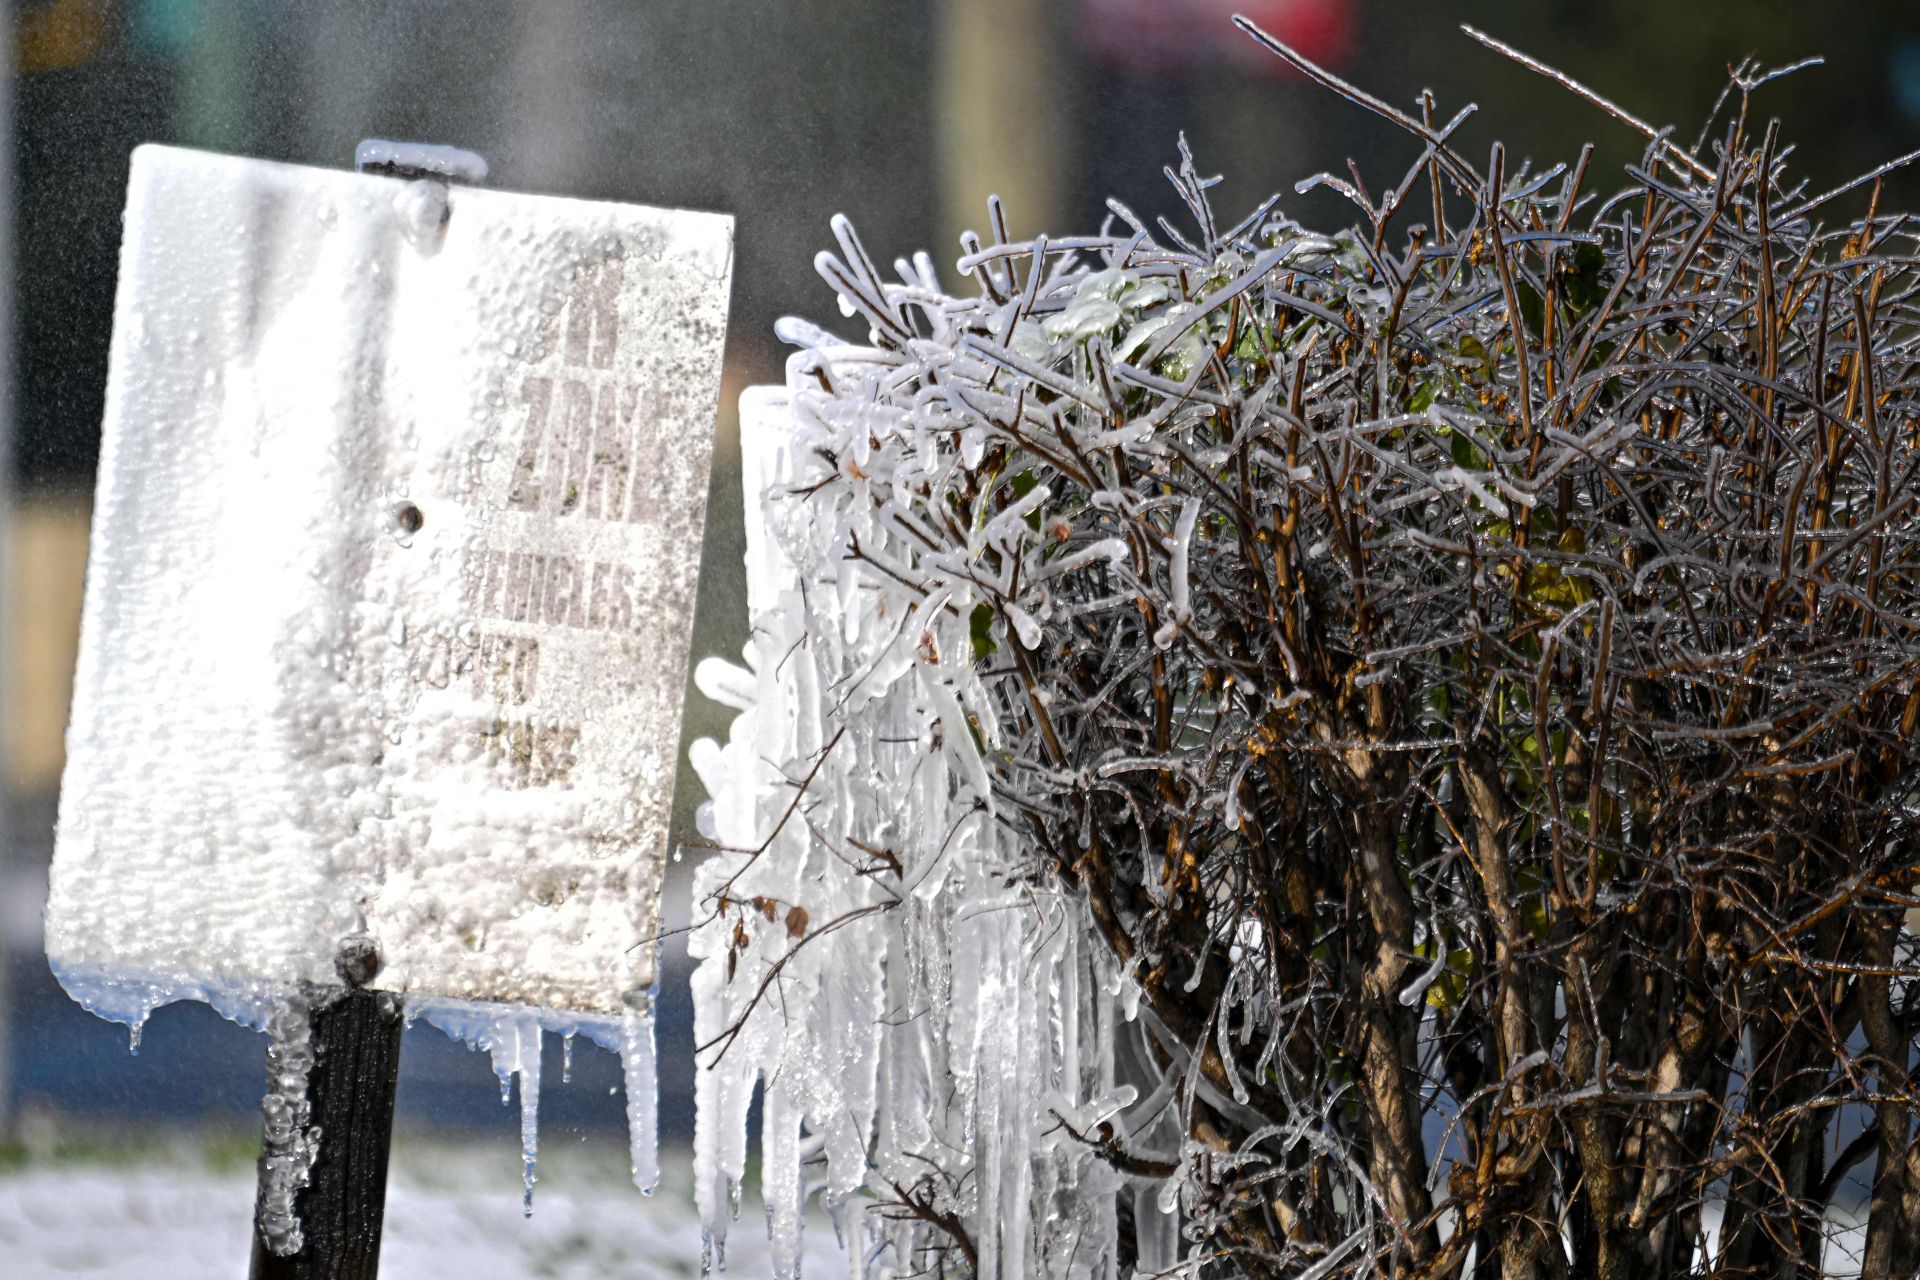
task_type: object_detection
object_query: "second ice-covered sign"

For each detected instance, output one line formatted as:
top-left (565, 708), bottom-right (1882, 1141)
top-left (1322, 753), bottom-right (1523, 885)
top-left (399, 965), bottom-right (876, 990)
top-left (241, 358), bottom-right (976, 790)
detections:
top-left (45, 146), bottom-right (733, 1025)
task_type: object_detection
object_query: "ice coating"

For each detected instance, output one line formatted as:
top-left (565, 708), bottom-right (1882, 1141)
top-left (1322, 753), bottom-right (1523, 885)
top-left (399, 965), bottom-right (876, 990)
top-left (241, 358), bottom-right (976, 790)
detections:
top-left (685, 376), bottom-right (1162, 1280)
top-left (353, 138), bottom-right (490, 184)
top-left (255, 992), bottom-right (319, 1256)
top-left (50, 960), bottom-right (286, 1043)
top-left (46, 144), bottom-right (733, 1019)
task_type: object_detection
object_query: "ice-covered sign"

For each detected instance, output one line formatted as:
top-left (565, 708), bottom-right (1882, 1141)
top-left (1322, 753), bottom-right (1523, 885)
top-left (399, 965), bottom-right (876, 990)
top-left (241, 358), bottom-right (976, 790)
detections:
top-left (44, 146), bottom-right (733, 1036)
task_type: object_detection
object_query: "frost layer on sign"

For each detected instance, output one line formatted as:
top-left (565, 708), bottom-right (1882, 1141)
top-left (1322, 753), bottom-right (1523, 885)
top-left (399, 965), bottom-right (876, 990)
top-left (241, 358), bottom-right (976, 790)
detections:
top-left (45, 145), bottom-right (730, 1198)
top-left (48, 144), bottom-right (730, 1012)
top-left (686, 366), bottom-right (1154, 1280)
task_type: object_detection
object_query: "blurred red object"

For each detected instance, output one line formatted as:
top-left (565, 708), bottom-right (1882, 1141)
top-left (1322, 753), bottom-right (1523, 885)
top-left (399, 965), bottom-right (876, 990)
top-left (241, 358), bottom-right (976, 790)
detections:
top-left (1077, 0), bottom-right (1353, 77)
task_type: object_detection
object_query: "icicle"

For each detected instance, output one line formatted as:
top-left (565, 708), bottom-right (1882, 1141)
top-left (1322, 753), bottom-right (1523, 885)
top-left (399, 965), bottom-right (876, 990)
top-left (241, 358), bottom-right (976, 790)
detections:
top-left (1006, 602), bottom-right (1043, 649)
top-left (1215, 1001), bottom-right (1250, 1106)
top-left (1134, 1182), bottom-right (1179, 1277)
top-left (1168, 496), bottom-right (1200, 626)
top-left (685, 363), bottom-right (1152, 1280)
top-left (763, 1080), bottom-right (804, 1280)
top-left (416, 999), bottom-right (544, 1215)
top-left (562, 1031), bottom-right (574, 1085)
top-left (620, 1007), bottom-right (659, 1195)
top-left (255, 991), bottom-right (318, 1257)
top-left (690, 966), bottom-right (732, 1269)
top-left (515, 1015), bottom-right (541, 1217)
top-left (1119, 959), bottom-right (1144, 1021)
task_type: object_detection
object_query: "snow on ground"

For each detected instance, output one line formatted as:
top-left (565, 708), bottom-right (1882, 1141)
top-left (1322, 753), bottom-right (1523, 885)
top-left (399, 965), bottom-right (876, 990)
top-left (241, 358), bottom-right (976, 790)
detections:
top-left (0, 1132), bottom-right (1875, 1278)
top-left (0, 1143), bottom-right (850, 1279)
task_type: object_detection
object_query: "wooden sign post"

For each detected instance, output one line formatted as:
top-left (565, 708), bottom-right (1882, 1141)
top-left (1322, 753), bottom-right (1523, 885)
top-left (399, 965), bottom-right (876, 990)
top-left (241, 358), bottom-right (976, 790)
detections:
top-left (248, 985), bottom-right (403, 1279)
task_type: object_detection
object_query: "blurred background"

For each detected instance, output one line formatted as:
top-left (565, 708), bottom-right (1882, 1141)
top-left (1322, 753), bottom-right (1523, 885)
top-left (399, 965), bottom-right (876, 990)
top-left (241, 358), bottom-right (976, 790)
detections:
top-left (2, 0), bottom-right (1918, 1264)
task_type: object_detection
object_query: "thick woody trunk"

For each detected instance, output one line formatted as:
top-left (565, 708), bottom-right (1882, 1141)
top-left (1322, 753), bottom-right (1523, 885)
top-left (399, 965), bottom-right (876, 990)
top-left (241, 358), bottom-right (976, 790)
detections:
top-left (1859, 916), bottom-right (1914, 1280)
top-left (1352, 801), bottom-right (1439, 1268)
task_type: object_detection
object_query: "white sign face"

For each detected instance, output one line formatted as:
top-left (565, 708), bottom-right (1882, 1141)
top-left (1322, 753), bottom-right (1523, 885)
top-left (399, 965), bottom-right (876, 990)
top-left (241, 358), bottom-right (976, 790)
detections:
top-left (45, 145), bottom-right (733, 1019)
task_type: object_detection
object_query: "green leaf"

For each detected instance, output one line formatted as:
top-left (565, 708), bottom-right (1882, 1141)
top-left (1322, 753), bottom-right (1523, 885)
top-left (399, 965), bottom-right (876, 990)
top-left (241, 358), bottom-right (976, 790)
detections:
top-left (1007, 469), bottom-right (1043, 531)
top-left (1458, 333), bottom-right (1494, 380)
top-left (1232, 319), bottom-right (1273, 363)
top-left (1408, 379), bottom-right (1440, 414)
top-left (1415, 937), bottom-right (1477, 1008)
top-left (1563, 242), bottom-right (1607, 314)
top-left (1520, 895), bottom-right (1550, 941)
top-left (1514, 866), bottom-right (1551, 940)
top-left (1450, 429), bottom-right (1484, 471)
top-left (970, 603), bottom-right (998, 660)
top-left (1516, 281), bottom-right (1545, 339)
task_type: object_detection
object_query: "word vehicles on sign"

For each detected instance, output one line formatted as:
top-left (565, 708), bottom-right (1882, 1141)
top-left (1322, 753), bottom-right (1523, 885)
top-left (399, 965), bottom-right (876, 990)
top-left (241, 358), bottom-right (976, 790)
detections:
top-left (44, 145), bottom-right (733, 1024)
